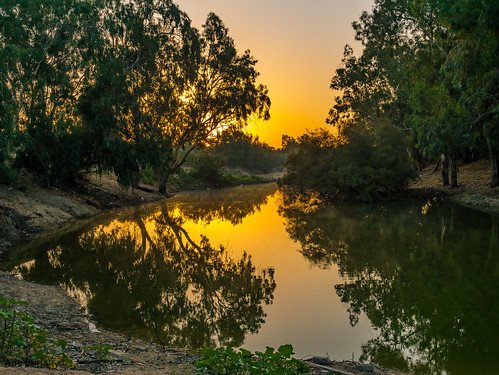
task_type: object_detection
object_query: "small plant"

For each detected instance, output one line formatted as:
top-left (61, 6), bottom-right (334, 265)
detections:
top-left (0, 297), bottom-right (75, 368)
top-left (85, 343), bottom-right (113, 360)
top-left (195, 344), bottom-right (310, 374)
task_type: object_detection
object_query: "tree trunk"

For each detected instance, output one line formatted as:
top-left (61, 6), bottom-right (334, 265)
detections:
top-left (490, 149), bottom-right (499, 188)
top-left (157, 144), bottom-right (198, 194)
top-left (449, 155), bottom-right (458, 188)
top-left (441, 154), bottom-right (449, 186)
top-left (158, 167), bottom-right (174, 196)
top-left (158, 173), bottom-right (168, 195)
top-left (132, 163), bottom-right (143, 189)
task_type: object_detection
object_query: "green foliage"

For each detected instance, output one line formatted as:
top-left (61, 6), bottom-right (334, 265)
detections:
top-left (0, 0), bottom-right (99, 185)
top-left (325, 0), bottom-right (499, 187)
top-left (283, 126), bottom-right (415, 202)
top-left (223, 173), bottom-right (265, 186)
top-left (192, 152), bottom-right (226, 185)
top-left (0, 0), bottom-right (269, 191)
top-left (214, 130), bottom-right (283, 173)
top-left (168, 149), bottom-right (266, 189)
top-left (85, 344), bottom-right (113, 360)
top-left (0, 298), bottom-right (75, 368)
top-left (141, 165), bottom-right (158, 185)
top-left (195, 345), bottom-right (309, 375)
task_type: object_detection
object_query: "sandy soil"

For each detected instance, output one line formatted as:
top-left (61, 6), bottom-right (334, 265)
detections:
top-left (406, 158), bottom-right (499, 215)
top-left (0, 271), bottom-right (196, 375)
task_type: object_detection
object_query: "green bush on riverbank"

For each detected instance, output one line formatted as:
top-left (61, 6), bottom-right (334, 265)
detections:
top-left (195, 345), bottom-right (310, 374)
top-left (0, 298), bottom-right (74, 368)
top-left (282, 126), bottom-right (415, 202)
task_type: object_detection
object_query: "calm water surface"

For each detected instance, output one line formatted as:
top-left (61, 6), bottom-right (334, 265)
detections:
top-left (1, 183), bottom-right (498, 374)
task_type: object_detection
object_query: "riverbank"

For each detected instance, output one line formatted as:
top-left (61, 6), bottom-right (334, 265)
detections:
top-left (1, 160), bottom-right (496, 375)
top-left (2, 158), bottom-right (496, 257)
top-left (406, 158), bottom-right (499, 215)
top-left (0, 272), bottom-right (404, 375)
top-left (0, 172), bottom-right (165, 255)
top-left (0, 170), bottom-right (282, 255)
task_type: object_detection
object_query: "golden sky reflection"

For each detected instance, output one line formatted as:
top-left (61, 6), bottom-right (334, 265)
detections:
top-left (113, 184), bottom-right (373, 359)
top-left (174, 0), bottom-right (375, 147)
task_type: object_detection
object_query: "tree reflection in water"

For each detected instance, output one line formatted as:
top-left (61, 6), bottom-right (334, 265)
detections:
top-left (169, 183), bottom-right (276, 225)
top-left (12, 193), bottom-right (276, 349)
top-left (278, 189), bottom-right (499, 375)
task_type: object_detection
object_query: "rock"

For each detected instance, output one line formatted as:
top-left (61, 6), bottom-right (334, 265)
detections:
top-left (356, 364), bottom-right (374, 372)
top-left (109, 349), bottom-right (131, 361)
top-left (89, 322), bottom-right (100, 333)
top-left (310, 356), bottom-right (331, 365)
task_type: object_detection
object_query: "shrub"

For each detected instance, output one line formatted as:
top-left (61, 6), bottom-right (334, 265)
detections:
top-left (0, 298), bottom-right (74, 368)
top-left (195, 344), bottom-right (310, 374)
top-left (193, 151), bottom-right (226, 185)
top-left (282, 125), bottom-right (416, 202)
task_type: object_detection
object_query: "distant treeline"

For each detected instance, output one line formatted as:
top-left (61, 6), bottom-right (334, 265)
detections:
top-left (161, 129), bottom-right (285, 189)
top-left (282, 0), bottom-right (499, 201)
top-left (0, 0), bottom-right (270, 192)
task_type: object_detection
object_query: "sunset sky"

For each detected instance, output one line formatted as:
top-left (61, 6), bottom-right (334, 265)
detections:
top-left (174, 0), bottom-right (374, 147)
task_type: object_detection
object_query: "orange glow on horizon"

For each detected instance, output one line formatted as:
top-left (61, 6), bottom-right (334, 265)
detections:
top-left (173, 0), bottom-right (374, 148)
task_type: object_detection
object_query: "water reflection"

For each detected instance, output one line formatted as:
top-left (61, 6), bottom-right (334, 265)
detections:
top-left (7, 187), bottom-right (277, 349)
top-left (169, 183), bottom-right (275, 225)
top-left (279, 190), bottom-right (499, 375)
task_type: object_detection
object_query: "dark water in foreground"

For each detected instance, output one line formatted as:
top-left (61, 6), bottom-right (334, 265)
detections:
top-left (1, 183), bottom-right (498, 374)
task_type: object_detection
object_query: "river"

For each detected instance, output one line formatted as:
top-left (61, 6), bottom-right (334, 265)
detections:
top-left (1, 183), bottom-right (498, 374)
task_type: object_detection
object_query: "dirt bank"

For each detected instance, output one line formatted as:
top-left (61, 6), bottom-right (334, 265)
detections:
top-left (0, 271), bottom-right (195, 375)
top-left (0, 172), bottom-right (164, 255)
top-left (406, 158), bottom-right (499, 215)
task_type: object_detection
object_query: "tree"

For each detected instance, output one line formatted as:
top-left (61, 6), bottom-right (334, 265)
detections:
top-left (157, 13), bottom-right (271, 193)
top-left (0, 0), bottom-right (98, 184)
top-left (213, 128), bottom-right (281, 173)
top-left (78, 0), bottom-right (195, 187)
top-left (352, 0), bottom-right (499, 188)
top-left (282, 125), bottom-right (415, 202)
top-left (431, 0), bottom-right (499, 187)
top-left (327, 0), bottom-right (486, 188)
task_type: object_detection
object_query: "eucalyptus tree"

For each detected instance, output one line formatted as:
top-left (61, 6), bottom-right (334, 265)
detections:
top-left (0, 0), bottom-right (98, 184)
top-left (327, 0), bottom-right (420, 134)
top-left (156, 13), bottom-right (271, 193)
top-left (78, 0), bottom-right (196, 187)
top-left (327, 0), bottom-right (480, 188)
top-left (430, 0), bottom-right (499, 187)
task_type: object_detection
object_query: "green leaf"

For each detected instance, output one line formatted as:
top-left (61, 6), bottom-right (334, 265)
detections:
top-left (277, 344), bottom-right (294, 358)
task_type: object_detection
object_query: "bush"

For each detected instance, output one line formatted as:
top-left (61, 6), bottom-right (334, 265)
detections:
top-left (215, 130), bottom-right (283, 173)
top-left (0, 298), bottom-right (74, 368)
top-left (195, 345), bottom-right (310, 374)
top-left (193, 151), bottom-right (226, 185)
top-left (282, 125), bottom-right (416, 202)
